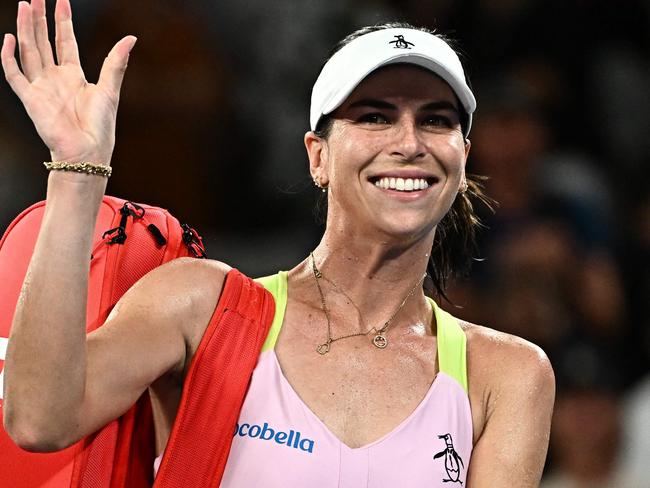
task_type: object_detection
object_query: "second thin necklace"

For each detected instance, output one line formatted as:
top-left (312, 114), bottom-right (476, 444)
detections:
top-left (310, 253), bottom-right (426, 355)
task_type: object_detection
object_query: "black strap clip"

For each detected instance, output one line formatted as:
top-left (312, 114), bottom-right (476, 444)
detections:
top-left (181, 223), bottom-right (207, 258)
top-left (102, 201), bottom-right (145, 245)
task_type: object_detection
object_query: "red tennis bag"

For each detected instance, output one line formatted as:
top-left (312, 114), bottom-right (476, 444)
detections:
top-left (0, 195), bottom-right (206, 487)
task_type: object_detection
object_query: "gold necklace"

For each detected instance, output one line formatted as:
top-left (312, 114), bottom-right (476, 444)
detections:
top-left (310, 253), bottom-right (426, 355)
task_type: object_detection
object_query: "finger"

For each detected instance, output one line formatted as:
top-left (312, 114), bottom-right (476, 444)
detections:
top-left (17, 1), bottom-right (43, 81)
top-left (31, 0), bottom-right (55, 68)
top-left (97, 36), bottom-right (137, 99)
top-left (54, 0), bottom-right (80, 65)
top-left (2, 34), bottom-right (30, 99)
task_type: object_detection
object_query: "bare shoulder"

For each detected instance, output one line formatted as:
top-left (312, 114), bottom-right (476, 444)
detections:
top-left (114, 257), bottom-right (230, 315)
top-left (461, 320), bottom-right (554, 390)
top-left (458, 320), bottom-right (555, 447)
top-left (102, 257), bottom-right (232, 356)
top-left (123, 257), bottom-right (231, 302)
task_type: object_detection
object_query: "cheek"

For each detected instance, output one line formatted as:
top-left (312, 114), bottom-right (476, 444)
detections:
top-left (431, 136), bottom-right (467, 177)
top-left (327, 132), bottom-right (383, 181)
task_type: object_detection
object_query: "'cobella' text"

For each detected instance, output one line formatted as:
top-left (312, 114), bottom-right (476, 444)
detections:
top-left (234, 421), bottom-right (315, 453)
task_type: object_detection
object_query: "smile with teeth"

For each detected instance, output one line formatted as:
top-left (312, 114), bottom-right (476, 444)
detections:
top-left (373, 177), bottom-right (431, 192)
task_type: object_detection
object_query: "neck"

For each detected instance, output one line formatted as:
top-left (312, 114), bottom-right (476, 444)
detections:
top-left (316, 195), bottom-right (438, 290)
top-left (314, 230), bottom-right (433, 287)
top-left (291, 226), bottom-right (436, 335)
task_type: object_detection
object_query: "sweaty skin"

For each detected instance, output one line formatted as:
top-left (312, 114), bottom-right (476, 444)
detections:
top-left (1, 2), bottom-right (554, 485)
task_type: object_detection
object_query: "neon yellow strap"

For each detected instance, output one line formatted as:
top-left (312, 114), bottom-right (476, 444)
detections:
top-left (255, 272), bottom-right (288, 352)
top-left (429, 298), bottom-right (468, 393)
top-left (256, 273), bottom-right (468, 394)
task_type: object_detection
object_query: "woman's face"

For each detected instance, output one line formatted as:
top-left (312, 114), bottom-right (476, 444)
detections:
top-left (306, 64), bottom-right (470, 244)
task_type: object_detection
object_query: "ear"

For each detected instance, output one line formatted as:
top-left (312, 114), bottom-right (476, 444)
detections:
top-left (463, 138), bottom-right (471, 160)
top-left (304, 131), bottom-right (330, 187)
top-left (459, 138), bottom-right (471, 192)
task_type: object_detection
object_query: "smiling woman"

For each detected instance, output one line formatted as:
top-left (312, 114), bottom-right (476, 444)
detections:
top-left (313, 24), bottom-right (491, 299)
top-left (1, 3), bottom-right (554, 487)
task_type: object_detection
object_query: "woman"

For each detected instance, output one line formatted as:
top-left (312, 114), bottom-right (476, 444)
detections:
top-left (1, 0), bottom-right (554, 486)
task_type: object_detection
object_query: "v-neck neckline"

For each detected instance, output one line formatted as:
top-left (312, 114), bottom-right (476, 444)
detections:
top-left (269, 349), bottom-right (443, 451)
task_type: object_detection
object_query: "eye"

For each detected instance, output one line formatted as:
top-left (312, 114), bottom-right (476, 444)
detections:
top-left (357, 113), bottom-right (390, 125)
top-left (422, 114), bottom-right (453, 128)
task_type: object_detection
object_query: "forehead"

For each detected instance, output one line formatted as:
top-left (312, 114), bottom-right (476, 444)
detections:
top-left (341, 64), bottom-right (459, 107)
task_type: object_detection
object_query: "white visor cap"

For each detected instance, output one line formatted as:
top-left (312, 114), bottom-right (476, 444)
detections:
top-left (310, 28), bottom-right (476, 137)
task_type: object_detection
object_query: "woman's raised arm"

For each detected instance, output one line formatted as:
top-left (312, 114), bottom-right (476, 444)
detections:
top-left (0, 0), bottom-right (199, 452)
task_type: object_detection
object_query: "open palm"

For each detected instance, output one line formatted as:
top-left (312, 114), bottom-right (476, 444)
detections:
top-left (1, 0), bottom-right (136, 164)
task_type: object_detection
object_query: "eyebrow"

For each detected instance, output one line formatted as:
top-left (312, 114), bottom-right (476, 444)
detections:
top-left (347, 98), bottom-right (460, 115)
top-left (347, 98), bottom-right (396, 110)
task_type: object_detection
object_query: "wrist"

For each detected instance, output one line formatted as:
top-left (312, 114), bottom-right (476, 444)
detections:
top-left (49, 151), bottom-right (113, 167)
top-left (47, 170), bottom-right (108, 200)
top-left (43, 173), bottom-right (107, 239)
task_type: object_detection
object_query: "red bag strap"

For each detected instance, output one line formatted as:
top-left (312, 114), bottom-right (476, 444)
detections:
top-left (153, 268), bottom-right (275, 488)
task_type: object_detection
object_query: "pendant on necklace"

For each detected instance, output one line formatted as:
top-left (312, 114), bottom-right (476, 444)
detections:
top-left (316, 342), bottom-right (331, 355)
top-left (372, 334), bottom-right (388, 349)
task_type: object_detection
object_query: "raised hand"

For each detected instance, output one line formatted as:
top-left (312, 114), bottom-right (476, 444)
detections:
top-left (1, 0), bottom-right (136, 165)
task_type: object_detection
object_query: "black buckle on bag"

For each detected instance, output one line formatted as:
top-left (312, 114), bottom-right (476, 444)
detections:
top-left (103, 201), bottom-right (145, 245)
top-left (181, 224), bottom-right (207, 258)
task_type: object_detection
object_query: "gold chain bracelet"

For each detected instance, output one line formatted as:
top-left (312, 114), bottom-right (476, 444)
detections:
top-left (44, 161), bottom-right (112, 178)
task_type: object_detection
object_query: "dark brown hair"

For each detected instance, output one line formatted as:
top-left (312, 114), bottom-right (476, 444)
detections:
top-left (314, 22), bottom-right (494, 300)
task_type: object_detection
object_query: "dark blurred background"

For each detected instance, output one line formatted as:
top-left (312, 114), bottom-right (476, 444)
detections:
top-left (1, 1), bottom-right (648, 485)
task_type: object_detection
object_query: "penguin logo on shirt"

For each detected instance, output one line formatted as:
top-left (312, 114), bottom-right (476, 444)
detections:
top-left (433, 433), bottom-right (464, 484)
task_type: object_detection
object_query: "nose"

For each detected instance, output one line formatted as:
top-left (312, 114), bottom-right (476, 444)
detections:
top-left (388, 117), bottom-right (426, 162)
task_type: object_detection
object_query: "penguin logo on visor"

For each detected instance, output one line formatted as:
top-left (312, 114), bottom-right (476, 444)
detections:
top-left (389, 35), bottom-right (414, 49)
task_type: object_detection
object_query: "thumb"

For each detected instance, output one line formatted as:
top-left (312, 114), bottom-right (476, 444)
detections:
top-left (97, 35), bottom-right (137, 98)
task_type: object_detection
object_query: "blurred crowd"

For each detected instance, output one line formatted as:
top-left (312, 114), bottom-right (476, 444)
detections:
top-left (0, 1), bottom-right (648, 486)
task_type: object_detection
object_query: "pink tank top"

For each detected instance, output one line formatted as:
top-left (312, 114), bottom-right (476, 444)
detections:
top-left (155, 272), bottom-right (473, 486)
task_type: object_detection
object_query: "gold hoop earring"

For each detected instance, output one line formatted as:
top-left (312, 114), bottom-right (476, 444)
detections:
top-left (314, 178), bottom-right (328, 192)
